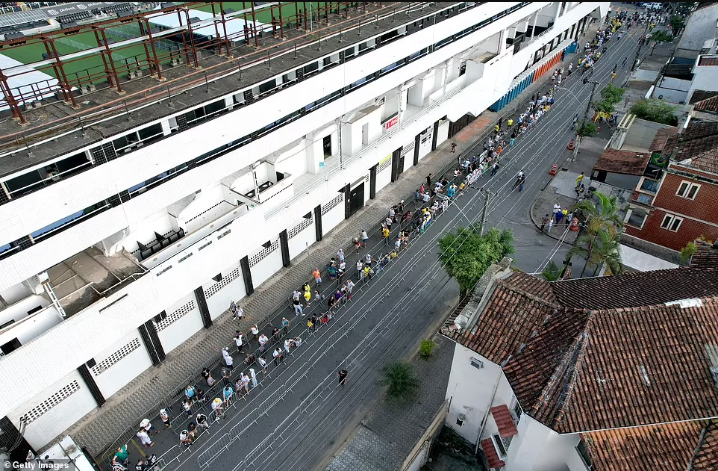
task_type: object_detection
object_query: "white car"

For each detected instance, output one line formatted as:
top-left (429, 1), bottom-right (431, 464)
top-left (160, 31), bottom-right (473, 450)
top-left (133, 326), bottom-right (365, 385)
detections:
top-left (645, 3), bottom-right (662, 11)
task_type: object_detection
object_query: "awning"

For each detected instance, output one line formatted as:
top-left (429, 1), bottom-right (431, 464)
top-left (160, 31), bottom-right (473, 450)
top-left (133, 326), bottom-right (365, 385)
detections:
top-left (490, 404), bottom-right (519, 437)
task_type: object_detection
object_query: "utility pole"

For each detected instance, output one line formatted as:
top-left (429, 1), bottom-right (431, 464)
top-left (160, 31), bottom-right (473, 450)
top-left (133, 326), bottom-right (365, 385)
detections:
top-left (309, 2), bottom-right (313, 32)
top-left (479, 188), bottom-right (492, 236)
top-left (573, 79), bottom-right (599, 161)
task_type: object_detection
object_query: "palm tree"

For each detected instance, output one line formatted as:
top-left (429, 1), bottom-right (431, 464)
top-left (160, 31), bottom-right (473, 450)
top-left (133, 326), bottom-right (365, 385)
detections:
top-left (572, 191), bottom-right (624, 277)
top-left (570, 230), bottom-right (623, 277)
top-left (377, 361), bottom-right (420, 402)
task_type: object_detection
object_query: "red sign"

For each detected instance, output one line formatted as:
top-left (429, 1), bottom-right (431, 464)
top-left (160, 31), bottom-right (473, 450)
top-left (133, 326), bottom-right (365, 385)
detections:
top-left (384, 115), bottom-right (399, 130)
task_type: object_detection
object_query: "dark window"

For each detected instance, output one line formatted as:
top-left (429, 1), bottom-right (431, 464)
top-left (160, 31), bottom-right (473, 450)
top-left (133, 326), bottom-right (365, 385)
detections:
top-left (1, 338), bottom-right (21, 355)
top-left (138, 123), bottom-right (163, 141)
top-left (304, 61), bottom-right (319, 75)
top-left (204, 99), bottom-right (226, 116)
top-left (259, 79), bottom-right (276, 95)
top-left (55, 152), bottom-right (91, 175)
top-left (5, 170), bottom-right (43, 196)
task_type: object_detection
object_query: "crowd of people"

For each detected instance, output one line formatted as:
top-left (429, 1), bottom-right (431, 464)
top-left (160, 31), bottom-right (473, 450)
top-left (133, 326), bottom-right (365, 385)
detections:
top-left (109, 10), bottom-right (622, 470)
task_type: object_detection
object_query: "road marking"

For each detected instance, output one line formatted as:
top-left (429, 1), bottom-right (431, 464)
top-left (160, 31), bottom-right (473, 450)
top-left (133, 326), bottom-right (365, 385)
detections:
top-left (130, 438), bottom-right (147, 458)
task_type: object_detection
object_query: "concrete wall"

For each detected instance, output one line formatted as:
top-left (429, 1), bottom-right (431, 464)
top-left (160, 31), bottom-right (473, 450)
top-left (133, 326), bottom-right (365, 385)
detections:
top-left (675, 4), bottom-right (718, 59)
top-left (622, 118), bottom-right (673, 151)
top-left (604, 172), bottom-right (641, 191)
top-left (91, 330), bottom-right (153, 399)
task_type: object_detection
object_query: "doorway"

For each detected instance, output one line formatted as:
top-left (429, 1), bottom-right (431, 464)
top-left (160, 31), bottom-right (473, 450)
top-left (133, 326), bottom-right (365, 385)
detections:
top-left (361, 123), bottom-right (369, 145)
top-left (323, 135), bottom-right (332, 157)
top-left (349, 183), bottom-right (364, 216)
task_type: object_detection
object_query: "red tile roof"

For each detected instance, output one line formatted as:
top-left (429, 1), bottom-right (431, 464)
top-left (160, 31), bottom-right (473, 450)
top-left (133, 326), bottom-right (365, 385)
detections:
top-left (695, 95), bottom-right (718, 113)
top-left (584, 422), bottom-right (704, 470)
top-left (481, 438), bottom-right (505, 468)
top-left (593, 149), bottom-right (650, 176)
top-left (690, 90), bottom-right (718, 105)
top-left (444, 267), bottom-right (718, 435)
top-left (490, 405), bottom-right (519, 437)
top-left (691, 241), bottom-right (718, 269)
top-left (664, 122), bottom-right (718, 174)
top-left (649, 127), bottom-right (678, 152)
top-left (698, 56), bottom-right (718, 67)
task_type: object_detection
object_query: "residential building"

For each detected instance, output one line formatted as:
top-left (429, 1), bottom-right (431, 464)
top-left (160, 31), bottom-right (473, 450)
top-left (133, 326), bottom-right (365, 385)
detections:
top-left (440, 258), bottom-right (718, 470)
top-left (674, 2), bottom-right (718, 61)
top-left (624, 121), bottom-right (718, 255)
top-left (0, 1), bottom-right (609, 454)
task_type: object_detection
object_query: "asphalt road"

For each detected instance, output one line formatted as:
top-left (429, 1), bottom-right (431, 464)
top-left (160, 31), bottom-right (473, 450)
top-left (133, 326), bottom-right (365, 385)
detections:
top-left (152, 21), bottom-right (643, 471)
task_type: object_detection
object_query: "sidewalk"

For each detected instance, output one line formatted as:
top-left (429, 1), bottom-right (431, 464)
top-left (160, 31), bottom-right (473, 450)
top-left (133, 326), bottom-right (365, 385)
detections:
top-left (67, 31), bottom-right (586, 462)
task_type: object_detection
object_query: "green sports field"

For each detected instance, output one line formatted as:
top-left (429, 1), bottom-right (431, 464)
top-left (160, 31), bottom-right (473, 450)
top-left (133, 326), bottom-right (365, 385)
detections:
top-left (193, 2), bottom-right (323, 24)
top-left (2, 27), bottom-right (156, 85)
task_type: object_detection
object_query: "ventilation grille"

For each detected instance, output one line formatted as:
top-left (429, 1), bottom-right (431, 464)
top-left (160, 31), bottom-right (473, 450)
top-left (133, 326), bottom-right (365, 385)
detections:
top-left (321, 194), bottom-right (344, 215)
top-left (91, 339), bottom-right (141, 375)
top-left (204, 267), bottom-right (241, 298)
top-left (378, 157), bottom-right (392, 173)
top-left (288, 217), bottom-right (312, 239)
top-left (249, 239), bottom-right (280, 267)
top-left (23, 380), bottom-right (81, 424)
top-left (155, 300), bottom-right (196, 331)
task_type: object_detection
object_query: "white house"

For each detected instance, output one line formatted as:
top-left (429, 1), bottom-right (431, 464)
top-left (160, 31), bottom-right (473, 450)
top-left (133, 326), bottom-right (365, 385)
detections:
top-left (440, 256), bottom-right (718, 470)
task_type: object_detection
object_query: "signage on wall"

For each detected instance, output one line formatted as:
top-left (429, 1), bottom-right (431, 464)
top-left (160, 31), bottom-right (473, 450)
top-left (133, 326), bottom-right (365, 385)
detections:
top-left (319, 162), bottom-right (325, 167)
top-left (383, 115), bottom-right (399, 130)
top-left (379, 154), bottom-right (392, 165)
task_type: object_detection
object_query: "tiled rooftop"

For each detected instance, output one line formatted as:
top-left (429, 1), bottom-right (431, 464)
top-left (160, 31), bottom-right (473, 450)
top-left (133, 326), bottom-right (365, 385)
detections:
top-left (689, 90), bottom-right (718, 105)
top-left (593, 148), bottom-right (650, 176)
top-left (584, 421), bottom-right (707, 470)
top-left (665, 122), bottom-right (718, 175)
top-left (691, 241), bottom-right (718, 269)
top-left (491, 405), bottom-right (519, 437)
top-left (443, 266), bottom-right (718, 434)
top-left (698, 56), bottom-right (718, 67)
top-left (694, 95), bottom-right (718, 113)
top-left (649, 126), bottom-right (678, 152)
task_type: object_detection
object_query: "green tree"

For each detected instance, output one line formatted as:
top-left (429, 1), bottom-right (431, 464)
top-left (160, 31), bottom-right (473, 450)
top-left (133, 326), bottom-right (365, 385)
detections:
top-left (438, 226), bottom-right (514, 297)
top-left (600, 83), bottom-right (626, 104)
top-left (593, 98), bottom-right (616, 114)
top-left (377, 361), bottom-right (420, 402)
top-left (680, 241), bottom-right (697, 265)
top-left (669, 15), bottom-right (685, 36)
top-left (541, 260), bottom-right (562, 281)
top-left (630, 98), bottom-right (678, 126)
top-left (419, 339), bottom-right (435, 360)
top-left (649, 30), bottom-right (674, 55)
top-left (576, 122), bottom-right (598, 138)
top-left (571, 192), bottom-right (624, 277)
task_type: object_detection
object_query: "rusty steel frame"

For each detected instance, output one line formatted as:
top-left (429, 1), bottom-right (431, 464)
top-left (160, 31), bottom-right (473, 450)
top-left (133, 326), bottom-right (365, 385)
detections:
top-left (0, 1), bottom-right (405, 137)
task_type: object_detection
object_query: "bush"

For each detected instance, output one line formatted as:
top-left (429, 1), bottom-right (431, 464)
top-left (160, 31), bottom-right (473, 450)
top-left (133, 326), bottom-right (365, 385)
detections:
top-left (541, 261), bottom-right (562, 281)
top-left (680, 241), bottom-right (697, 265)
top-left (378, 361), bottom-right (420, 402)
top-left (419, 339), bottom-right (436, 360)
top-left (577, 122), bottom-right (598, 137)
top-left (631, 99), bottom-right (678, 125)
top-left (600, 83), bottom-right (625, 104)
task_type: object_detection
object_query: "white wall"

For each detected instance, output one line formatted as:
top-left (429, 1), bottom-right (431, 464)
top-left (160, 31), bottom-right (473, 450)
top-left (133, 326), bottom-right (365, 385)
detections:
top-left (504, 416), bottom-right (584, 471)
top-left (250, 248), bottom-right (283, 288)
top-left (445, 344), bottom-right (515, 445)
top-left (322, 201), bottom-right (346, 234)
top-left (8, 369), bottom-right (97, 450)
top-left (202, 261), bottom-right (247, 320)
top-left (288, 221), bottom-right (315, 260)
top-left (0, 305), bottom-right (62, 349)
top-left (0, 282), bottom-right (31, 305)
top-left (375, 159), bottom-right (392, 192)
top-left (0, 1), bottom-right (605, 422)
top-left (0, 295), bottom-right (49, 326)
top-left (91, 330), bottom-right (153, 398)
top-left (687, 62), bottom-right (718, 101)
top-left (111, 209), bottom-right (175, 254)
top-left (156, 293), bottom-right (203, 355)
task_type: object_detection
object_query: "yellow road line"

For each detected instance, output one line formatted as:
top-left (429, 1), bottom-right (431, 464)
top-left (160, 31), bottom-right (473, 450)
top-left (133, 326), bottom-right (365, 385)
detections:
top-left (129, 438), bottom-right (147, 458)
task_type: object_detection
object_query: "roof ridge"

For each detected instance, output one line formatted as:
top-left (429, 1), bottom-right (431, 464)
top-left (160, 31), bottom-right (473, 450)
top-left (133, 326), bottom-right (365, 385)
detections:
top-left (530, 312), bottom-right (592, 422)
top-left (499, 280), bottom-right (559, 308)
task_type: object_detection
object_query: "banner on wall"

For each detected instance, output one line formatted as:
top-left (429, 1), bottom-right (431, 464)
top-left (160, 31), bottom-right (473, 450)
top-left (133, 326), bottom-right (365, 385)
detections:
top-left (401, 139), bottom-right (415, 157)
top-left (383, 115), bottom-right (399, 130)
top-left (379, 154), bottom-right (392, 165)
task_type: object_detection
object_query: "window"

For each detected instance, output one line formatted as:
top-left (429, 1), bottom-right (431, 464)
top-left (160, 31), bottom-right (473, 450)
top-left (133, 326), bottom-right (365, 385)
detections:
top-left (493, 434), bottom-right (510, 457)
top-left (627, 208), bottom-right (648, 229)
top-left (512, 401), bottom-right (523, 422)
top-left (576, 439), bottom-right (592, 468)
top-left (676, 181), bottom-right (700, 200)
top-left (660, 214), bottom-right (683, 232)
top-left (470, 357), bottom-right (484, 369)
top-left (639, 178), bottom-right (659, 193)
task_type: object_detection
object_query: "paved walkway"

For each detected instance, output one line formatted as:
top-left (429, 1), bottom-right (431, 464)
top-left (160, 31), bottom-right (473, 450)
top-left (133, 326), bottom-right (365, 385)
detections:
top-left (67, 19), bottom-right (625, 470)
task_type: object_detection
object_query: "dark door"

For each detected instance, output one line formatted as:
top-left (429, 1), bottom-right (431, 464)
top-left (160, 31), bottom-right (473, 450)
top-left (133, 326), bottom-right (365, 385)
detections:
top-left (349, 183), bottom-right (364, 216)
top-left (323, 135), bottom-right (332, 157)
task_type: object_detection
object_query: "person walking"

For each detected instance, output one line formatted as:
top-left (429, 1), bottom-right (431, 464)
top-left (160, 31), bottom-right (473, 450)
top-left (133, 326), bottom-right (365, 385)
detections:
top-left (338, 369), bottom-right (348, 386)
top-left (382, 225), bottom-right (390, 245)
top-left (450, 142), bottom-right (457, 153)
top-left (540, 214), bottom-right (549, 232)
top-left (313, 267), bottom-right (322, 286)
top-left (136, 429), bottom-right (154, 448)
top-left (282, 317), bottom-right (289, 334)
top-left (361, 229), bottom-right (369, 248)
top-left (160, 409), bottom-right (170, 429)
top-left (426, 173), bottom-right (432, 188)
top-left (292, 291), bottom-right (303, 315)
top-left (234, 331), bottom-right (245, 354)
top-left (249, 324), bottom-right (259, 342)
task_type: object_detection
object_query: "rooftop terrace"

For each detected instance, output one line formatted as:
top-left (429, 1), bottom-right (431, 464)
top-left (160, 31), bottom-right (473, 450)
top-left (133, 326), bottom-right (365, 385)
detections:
top-left (0, 1), bottom-right (458, 178)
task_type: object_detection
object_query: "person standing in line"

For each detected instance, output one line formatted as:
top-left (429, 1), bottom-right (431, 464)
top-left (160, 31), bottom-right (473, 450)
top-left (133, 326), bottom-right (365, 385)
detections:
top-left (426, 173), bottom-right (432, 188)
top-left (337, 248), bottom-right (345, 263)
top-left (338, 369), bottom-right (348, 386)
top-left (303, 289), bottom-right (311, 307)
top-left (282, 317), bottom-right (289, 334)
top-left (382, 224), bottom-right (390, 245)
top-left (221, 367), bottom-right (230, 386)
top-left (356, 260), bottom-right (364, 281)
top-left (346, 279), bottom-right (355, 301)
top-left (160, 409), bottom-right (170, 429)
top-left (361, 229), bottom-right (369, 248)
top-left (258, 356), bottom-right (268, 374)
top-left (292, 291), bottom-right (303, 315)
top-left (196, 413), bottom-right (209, 431)
top-left (273, 347), bottom-right (284, 366)
top-left (249, 368), bottom-right (258, 389)
top-left (234, 330), bottom-right (245, 354)
top-left (284, 338), bottom-right (292, 355)
top-left (540, 214), bottom-right (549, 232)
top-left (222, 347), bottom-right (234, 372)
top-left (249, 324), bottom-right (259, 342)
top-left (136, 429), bottom-right (154, 448)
